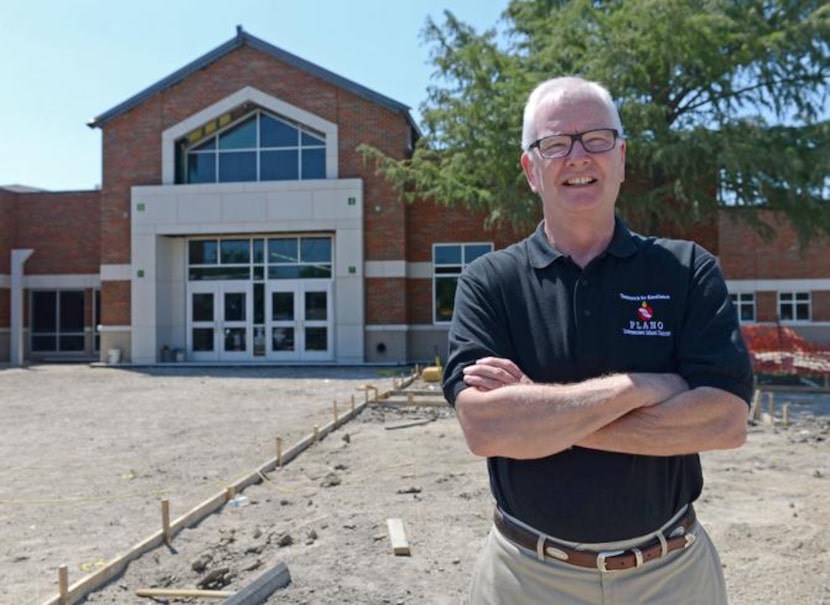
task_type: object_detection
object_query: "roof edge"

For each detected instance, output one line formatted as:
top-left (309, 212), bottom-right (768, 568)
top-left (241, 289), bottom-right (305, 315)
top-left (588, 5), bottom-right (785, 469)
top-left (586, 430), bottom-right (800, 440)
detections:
top-left (88, 27), bottom-right (419, 135)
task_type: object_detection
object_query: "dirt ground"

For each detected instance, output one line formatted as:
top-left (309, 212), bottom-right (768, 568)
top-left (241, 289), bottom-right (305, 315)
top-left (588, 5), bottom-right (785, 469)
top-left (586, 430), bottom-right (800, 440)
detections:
top-left (1, 365), bottom-right (829, 605)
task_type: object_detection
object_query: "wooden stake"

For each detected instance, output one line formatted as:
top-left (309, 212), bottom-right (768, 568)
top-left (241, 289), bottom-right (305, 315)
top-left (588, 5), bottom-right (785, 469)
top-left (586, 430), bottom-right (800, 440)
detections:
top-left (351, 394), bottom-right (355, 412)
top-left (276, 436), bottom-right (283, 467)
top-left (58, 565), bottom-right (69, 605)
top-left (767, 392), bottom-right (775, 418)
top-left (313, 425), bottom-right (319, 441)
top-left (782, 403), bottom-right (790, 427)
top-left (749, 389), bottom-right (761, 421)
top-left (161, 499), bottom-right (171, 546)
top-left (333, 400), bottom-right (338, 424)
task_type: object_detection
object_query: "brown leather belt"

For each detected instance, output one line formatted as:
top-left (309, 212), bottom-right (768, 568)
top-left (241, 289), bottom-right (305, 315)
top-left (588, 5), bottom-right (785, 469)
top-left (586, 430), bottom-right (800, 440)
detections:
top-left (494, 505), bottom-right (697, 572)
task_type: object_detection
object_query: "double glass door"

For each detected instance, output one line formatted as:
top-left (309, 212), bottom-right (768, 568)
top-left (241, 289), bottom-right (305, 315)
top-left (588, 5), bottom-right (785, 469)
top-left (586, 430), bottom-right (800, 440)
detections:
top-left (187, 280), bottom-right (332, 362)
top-left (268, 281), bottom-right (332, 361)
top-left (188, 283), bottom-right (252, 362)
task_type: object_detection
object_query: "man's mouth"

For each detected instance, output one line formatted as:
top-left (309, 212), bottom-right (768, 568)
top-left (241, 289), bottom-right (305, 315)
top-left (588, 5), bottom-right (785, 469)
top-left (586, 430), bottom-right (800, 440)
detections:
top-left (563, 176), bottom-right (597, 186)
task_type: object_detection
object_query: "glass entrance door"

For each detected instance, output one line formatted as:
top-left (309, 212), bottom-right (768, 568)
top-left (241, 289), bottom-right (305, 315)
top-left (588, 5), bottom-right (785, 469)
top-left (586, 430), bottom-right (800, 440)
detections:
top-left (267, 281), bottom-right (333, 361)
top-left (187, 283), bottom-right (252, 361)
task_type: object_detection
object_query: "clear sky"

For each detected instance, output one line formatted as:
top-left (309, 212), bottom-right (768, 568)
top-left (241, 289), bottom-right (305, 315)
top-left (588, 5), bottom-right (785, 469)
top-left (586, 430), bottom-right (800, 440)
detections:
top-left (0, 0), bottom-right (507, 191)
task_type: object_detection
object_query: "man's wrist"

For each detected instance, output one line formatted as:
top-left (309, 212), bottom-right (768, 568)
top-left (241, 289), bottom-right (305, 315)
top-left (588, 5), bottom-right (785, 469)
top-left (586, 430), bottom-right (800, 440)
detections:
top-left (628, 372), bottom-right (688, 406)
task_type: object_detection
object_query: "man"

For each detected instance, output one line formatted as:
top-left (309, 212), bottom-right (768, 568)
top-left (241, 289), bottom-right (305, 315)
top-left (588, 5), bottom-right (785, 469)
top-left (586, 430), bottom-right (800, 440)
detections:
top-left (441, 76), bottom-right (753, 604)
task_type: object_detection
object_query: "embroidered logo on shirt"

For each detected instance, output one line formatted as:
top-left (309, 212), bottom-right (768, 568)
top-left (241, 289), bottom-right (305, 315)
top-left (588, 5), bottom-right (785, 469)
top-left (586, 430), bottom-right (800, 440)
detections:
top-left (637, 302), bottom-right (654, 322)
top-left (620, 293), bottom-right (673, 337)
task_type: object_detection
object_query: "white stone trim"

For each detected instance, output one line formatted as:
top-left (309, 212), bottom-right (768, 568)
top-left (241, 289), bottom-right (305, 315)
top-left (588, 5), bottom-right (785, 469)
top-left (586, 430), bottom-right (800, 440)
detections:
top-left (726, 278), bottom-right (830, 293)
top-left (364, 261), bottom-right (406, 278)
top-left (363, 261), bottom-right (433, 279)
top-left (130, 179), bottom-right (363, 365)
top-left (23, 274), bottom-right (101, 288)
top-left (98, 325), bottom-right (132, 332)
top-left (100, 264), bottom-right (133, 281)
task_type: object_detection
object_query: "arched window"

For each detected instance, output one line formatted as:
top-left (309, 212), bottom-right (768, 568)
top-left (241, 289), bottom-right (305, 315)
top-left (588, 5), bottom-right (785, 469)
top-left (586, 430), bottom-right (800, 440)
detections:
top-left (179, 110), bottom-right (326, 184)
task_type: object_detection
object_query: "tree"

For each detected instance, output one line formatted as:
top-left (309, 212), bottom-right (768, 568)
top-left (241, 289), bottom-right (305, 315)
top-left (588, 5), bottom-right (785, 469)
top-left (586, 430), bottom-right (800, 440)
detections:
top-left (360, 0), bottom-right (830, 243)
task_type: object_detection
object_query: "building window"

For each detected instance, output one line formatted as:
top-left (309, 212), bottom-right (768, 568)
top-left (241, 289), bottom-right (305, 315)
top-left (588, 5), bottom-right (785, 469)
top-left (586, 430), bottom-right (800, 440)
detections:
top-left (433, 243), bottom-right (493, 323)
top-left (181, 110), bottom-right (326, 184)
top-left (30, 290), bottom-right (86, 352)
top-left (729, 293), bottom-right (756, 322)
top-left (188, 236), bottom-right (332, 281)
top-left (778, 292), bottom-right (811, 322)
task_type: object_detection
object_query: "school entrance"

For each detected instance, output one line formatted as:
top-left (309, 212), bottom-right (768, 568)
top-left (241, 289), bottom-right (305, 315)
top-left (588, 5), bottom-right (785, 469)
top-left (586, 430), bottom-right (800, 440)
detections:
top-left (185, 235), bottom-right (334, 362)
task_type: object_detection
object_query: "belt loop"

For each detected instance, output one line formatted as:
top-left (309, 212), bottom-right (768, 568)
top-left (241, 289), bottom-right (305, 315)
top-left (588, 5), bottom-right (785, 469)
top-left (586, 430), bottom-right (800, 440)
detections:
top-left (535, 534), bottom-right (546, 562)
top-left (631, 546), bottom-right (644, 568)
top-left (657, 531), bottom-right (668, 557)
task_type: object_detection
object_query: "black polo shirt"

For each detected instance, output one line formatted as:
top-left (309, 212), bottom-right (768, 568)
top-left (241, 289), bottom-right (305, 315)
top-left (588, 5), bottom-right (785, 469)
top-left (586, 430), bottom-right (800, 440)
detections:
top-left (442, 218), bottom-right (753, 542)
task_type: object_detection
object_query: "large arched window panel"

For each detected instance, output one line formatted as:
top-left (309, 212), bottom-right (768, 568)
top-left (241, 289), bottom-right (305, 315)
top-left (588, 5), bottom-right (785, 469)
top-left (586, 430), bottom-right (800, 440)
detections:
top-left (162, 86), bottom-right (338, 185)
top-left (177, 110), bottom-right (327, 184)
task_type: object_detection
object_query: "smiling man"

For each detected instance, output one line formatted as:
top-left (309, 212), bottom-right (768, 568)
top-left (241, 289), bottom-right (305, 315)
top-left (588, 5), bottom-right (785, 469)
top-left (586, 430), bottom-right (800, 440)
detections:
top-left (441, 77), bottom-right (753, 604)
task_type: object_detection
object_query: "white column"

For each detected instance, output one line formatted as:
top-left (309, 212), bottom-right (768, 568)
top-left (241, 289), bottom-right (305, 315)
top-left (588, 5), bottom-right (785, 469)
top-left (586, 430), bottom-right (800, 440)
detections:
top-left (10, 249), bottom-right (34, 365)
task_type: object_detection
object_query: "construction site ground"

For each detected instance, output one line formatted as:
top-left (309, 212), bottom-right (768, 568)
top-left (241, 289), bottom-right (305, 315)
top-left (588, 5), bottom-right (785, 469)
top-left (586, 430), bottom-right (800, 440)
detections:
top-left (1, 365), bottom-right (828, 604)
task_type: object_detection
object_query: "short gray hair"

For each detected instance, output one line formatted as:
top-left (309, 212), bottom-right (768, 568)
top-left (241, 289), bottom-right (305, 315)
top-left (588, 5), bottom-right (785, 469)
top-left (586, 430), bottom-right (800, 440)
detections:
top-left (521, 77), bottom-right (623, 150)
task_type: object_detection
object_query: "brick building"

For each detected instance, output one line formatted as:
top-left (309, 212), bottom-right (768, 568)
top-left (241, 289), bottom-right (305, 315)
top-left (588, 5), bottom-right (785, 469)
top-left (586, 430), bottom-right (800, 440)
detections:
top-left (1, 29), bottom-right (828, 365)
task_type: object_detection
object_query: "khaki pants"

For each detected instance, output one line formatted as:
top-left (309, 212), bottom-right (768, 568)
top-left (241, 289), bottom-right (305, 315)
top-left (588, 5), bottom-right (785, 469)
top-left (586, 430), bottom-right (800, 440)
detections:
top-left (468, 514), bottom-right (727, 605)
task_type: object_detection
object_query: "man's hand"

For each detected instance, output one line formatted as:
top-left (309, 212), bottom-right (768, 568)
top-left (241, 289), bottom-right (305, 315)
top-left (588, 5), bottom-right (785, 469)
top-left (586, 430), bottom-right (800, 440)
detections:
top-left (462, 356), bottom-right (533, 391)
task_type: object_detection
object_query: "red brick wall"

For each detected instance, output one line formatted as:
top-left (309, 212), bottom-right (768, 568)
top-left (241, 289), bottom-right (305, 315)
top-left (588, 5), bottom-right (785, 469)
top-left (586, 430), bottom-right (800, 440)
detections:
top-left (14, 191), bottom-right (101, 275)
top-left (718, 210), bottom-right (830, 280)
top-left (755, 291), bottom-right (778, 322)
top-left (405, 198), bottom-right (529, 263)
top-left (99, 45), bottom-right (414, 265)
top-left (0, 289), bottom-right (8, 330)
top-left (407, 278), bottom-right (433, 324)
top-left (0, 188), bottom-right (16, 275)
top-left (812, 290), bottom-right (830, 322)
top-left (366, 277), bottom-right (406, 324)
top-left (97, 43), bottom-right (420, 330)
top-left (101, 281), bottom-right (130, 325)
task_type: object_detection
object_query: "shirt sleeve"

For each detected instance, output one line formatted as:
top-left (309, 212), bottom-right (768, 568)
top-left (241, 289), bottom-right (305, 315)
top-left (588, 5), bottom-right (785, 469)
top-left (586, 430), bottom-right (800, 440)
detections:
top-left (676, 244), bottom-right (754, 404)
top-left (441, 259), bottom-right (513, 406)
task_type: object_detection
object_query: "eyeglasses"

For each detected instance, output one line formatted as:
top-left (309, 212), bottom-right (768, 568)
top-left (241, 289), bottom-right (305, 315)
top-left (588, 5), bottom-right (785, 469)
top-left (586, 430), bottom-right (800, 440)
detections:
top-left (528, 128), bottom-right (621, 159)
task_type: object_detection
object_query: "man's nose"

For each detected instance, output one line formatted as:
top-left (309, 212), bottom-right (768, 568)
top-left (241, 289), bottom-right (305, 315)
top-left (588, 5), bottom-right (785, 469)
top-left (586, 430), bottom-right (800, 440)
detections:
top-left (566, 140), bottom-right (592, 162)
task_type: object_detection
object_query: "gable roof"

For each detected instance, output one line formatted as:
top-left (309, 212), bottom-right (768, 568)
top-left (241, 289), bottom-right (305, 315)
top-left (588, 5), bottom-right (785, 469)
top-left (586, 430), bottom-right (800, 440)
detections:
top-left (88, 26), bottom-right (419, 135)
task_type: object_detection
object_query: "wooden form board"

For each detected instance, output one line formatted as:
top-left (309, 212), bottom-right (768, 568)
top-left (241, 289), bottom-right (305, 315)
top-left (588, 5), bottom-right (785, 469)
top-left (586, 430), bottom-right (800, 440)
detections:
top-left (38, 375), bottom-right (413, 605)
top-left (386, 518), bottom-right (411, 556)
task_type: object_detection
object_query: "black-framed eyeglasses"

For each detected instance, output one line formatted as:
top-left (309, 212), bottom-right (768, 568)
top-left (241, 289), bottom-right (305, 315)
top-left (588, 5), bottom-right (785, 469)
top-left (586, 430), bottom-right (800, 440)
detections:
top-left (528, 128), bottom-right (621, 159)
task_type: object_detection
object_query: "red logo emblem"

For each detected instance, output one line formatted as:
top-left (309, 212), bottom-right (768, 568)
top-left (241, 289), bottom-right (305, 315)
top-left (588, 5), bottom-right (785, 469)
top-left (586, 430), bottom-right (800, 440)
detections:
top-left (637, 302), bottom-right (653, 321)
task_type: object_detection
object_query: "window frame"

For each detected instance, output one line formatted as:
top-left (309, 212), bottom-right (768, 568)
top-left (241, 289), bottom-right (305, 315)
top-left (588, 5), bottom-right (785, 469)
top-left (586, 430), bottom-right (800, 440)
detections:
top-left (432, 242), bottom-right (493, 325)
top-left (182, 109), bottom-right (326, 185)
top-left (187, 235), bottom-right (333, 282)
top-left (729, 292), bottom-right (756, 323)
top-left (777, 291), bottom-right (811, 323)
top-left (30, 289), bottom-right (86, 353)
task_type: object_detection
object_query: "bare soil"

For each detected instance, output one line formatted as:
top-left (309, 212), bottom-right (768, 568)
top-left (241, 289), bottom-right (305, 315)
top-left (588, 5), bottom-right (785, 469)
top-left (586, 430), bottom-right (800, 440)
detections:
top-left (1, 365), bottom-right (828, 605)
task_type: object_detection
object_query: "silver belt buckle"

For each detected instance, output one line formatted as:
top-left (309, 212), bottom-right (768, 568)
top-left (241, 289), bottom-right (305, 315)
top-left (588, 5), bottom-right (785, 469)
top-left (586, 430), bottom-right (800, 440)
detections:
top-left (596, 549), bottom-right (625, 572)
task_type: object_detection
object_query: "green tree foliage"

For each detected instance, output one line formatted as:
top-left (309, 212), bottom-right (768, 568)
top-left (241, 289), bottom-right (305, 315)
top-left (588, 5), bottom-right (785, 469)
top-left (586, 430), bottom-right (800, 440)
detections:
top-left (360, 0), bottom-right (830, 242)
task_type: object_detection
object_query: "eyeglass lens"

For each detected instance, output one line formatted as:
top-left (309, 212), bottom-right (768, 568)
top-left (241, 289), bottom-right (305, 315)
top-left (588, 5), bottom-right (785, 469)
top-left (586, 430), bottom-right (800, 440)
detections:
top-left (535, 129), bottom-right (617, 159)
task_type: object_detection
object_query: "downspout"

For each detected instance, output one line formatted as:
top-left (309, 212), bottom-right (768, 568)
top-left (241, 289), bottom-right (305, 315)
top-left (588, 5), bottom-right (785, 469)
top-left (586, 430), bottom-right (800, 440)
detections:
top-left (10, 249), bottom-right (34, 365)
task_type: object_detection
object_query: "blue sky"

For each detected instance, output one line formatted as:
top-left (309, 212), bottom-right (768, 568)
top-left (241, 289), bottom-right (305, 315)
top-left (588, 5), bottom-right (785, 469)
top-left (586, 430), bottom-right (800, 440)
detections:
top-left (0, 0), bottom-right (507, 191)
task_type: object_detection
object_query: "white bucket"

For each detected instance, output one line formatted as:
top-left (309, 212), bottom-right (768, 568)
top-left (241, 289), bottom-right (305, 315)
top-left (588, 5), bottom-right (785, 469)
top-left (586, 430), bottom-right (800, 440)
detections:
top-left (107, 348), bottom-right (122, 364)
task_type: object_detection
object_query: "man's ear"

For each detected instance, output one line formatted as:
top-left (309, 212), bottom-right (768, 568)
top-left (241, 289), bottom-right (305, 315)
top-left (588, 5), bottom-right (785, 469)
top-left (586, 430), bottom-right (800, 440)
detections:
top-left (619, 139), bottom-right (626, 183)
top-left (520, 152), bottom-right (538, 193)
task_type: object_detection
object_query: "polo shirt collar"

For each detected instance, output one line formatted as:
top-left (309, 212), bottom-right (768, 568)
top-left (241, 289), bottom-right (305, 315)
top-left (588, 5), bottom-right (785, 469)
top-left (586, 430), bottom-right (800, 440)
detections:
top-left (527, 216), bottom-right (639, 269)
